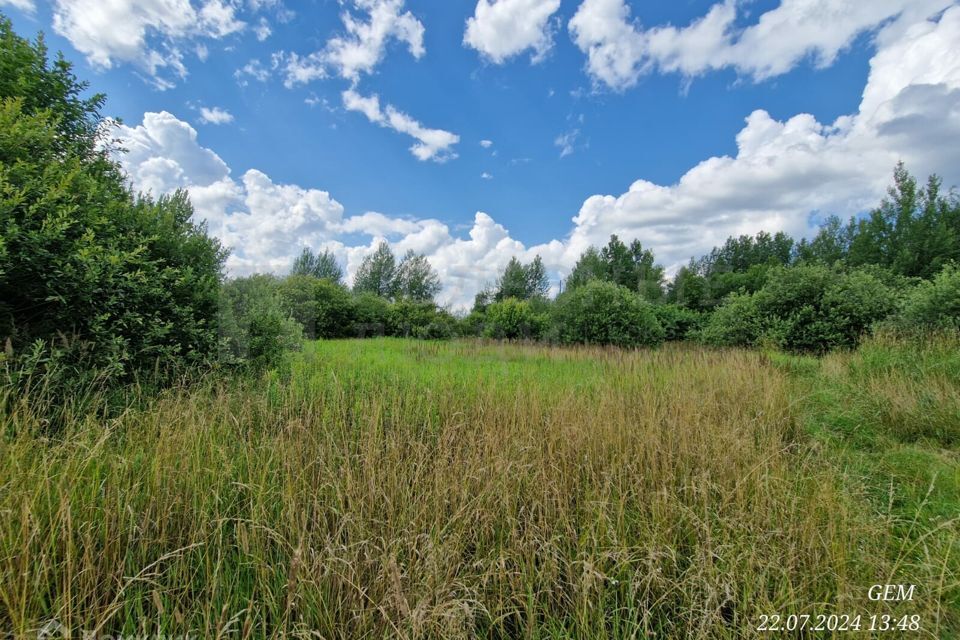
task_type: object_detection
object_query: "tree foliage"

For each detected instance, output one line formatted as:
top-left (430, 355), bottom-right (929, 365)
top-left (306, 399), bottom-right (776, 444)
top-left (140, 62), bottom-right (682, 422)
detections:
top-left (553, 280), bottom-right (664, 348)
top-left (290, 247), bottom-right (344, 284)
top-left (393, 250), bottom-right (441, 302)
top-left (493, 255), bottom-right (549, 302)
top-left (483, 298), bottom-right (548, 340)
top-left (218, 275), bottom-right (302, 369)
top-left (0, 18), bottom-right (226, 386)
top-left (352, 241), bottom-right (397, 298)
top-left (701, 265), bottom-right (899, 352)
top-left (567, 236), bottom-right (664, 301)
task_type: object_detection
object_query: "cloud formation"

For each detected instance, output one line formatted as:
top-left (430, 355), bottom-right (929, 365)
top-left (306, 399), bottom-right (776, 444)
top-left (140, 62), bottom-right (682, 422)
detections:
top-left (277, 0), bottom-right (424, 86)
top-left (50, 0), bottom-right (253, 88)
top-left (198, 106), bottom-right (234, 125)
top-left (569, 0), bottom-right (956, 90)
top-left (464, 0), bottom-right (561, 64)
top-left (342, 89), bottom-right (460, 162)
top-left (111, 7), bottom-right (960, 309)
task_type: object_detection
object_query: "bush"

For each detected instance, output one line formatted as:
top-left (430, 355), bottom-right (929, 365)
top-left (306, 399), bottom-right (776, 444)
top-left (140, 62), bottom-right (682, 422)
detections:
top-left (652, 304), bottom-right (704, 341)
top-left (414, 310), bottom-right (458, 340)
top-left (351, 293), bottom-right (391, 338)
top-left (701, 265), bottom-right (899, 352)
top-left (699, 293), bottom-right (764, 347)
top-left (278, 275), bottom-right (354, 339)
top-left (892, 263), bottom-right (960, 331)
top-left (387, 299), bottom-right (443, 338)
top-left (552, 281), bottom-right (664, 348)
top-left (0, 18), bottom-right (226, 387)
top-left (218, 276), bottom-right (302, 369)
top-left (483, 298), bottom-right (548, 340)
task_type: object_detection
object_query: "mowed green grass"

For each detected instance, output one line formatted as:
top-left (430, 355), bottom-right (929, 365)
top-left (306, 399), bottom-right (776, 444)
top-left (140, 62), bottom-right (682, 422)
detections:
top-left (1, 338), bottom-right (957, 638)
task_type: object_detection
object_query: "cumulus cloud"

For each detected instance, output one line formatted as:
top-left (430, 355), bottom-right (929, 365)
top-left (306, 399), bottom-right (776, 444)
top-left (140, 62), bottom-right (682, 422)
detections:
top-left (278, 0), bottom-right (424, 86)
top-left (464, 0), bottom-right (561, 64)
top-left (342, 89), bottom-right (460, 162)
top-left (479, 139), bottom-right (493, 148)
top-left (569, 0), bottom-right (956, 90)
top-left (50, 0), bottom-right (255, 88)
top-left (112, 8), bottom-right (960, 309)
top-left (198, 106), bottom-right (234, 125)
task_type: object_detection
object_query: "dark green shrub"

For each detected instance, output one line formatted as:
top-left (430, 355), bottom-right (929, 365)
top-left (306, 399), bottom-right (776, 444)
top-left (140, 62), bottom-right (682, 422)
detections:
top-left (414, 310), bottom-right (458, 340)
top-left (351, 293), bottom-right (391, 338)
top-left (652, 304), bottom-right (704, 341)
top-left (0, 18), bottom-right (226, 388)
top-left (891, 263), bottom-right (960, 331)
top-left (552, 281), bottom-right (664, 348)
top-left (279, 275), bottom-right (354, 339)
top-left (218, 275), bottom-right (302, 368)
top-left (699, 293), bottom-right (764, 347)
top-left (701, 265), bottom-right (899, 352)
top-left (387, 299), bottom-right (441, 337)
top-left (458, 311), bottom-right (487, 337)
top-left (483, 298), bottom-right (548, 340)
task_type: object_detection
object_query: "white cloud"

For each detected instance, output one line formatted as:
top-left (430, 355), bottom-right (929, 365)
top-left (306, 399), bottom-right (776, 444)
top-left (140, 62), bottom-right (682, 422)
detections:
top-left (464, 0), bottom-right (561, 64)
top-left (342, 89), bottom-right (460, 162)
top-left (254, 17), bottom-right (272, 41)
top-left (51, 0), bottom-right (251, 88)
top-left (0, 0), bottom-right (35, 12)
top-left (479, 139), bottom-right (493, 148)
top-left (111, 8), bottom-right (960, 309)
top-left (481, 172), bottom-right (494, 180)
top-left (234, 58), bottom-right (272, 85)
top-left (198, 106), bottom-right (235, 125)
top-left (279, 0), bottom-right (424, 86)
top-left (554, 129), bottom-right (581, 158)
top-left (569, 0), bottom-right (956, 90)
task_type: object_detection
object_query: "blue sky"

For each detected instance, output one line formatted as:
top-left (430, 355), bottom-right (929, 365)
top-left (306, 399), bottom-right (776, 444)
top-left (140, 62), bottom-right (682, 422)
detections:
top-left (3, 0), bottom-right (959, 307)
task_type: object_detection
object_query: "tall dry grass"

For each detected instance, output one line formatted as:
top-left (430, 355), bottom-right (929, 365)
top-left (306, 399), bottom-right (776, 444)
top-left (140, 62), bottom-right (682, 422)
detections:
top-left (0, 339), bottom-right (955, 638)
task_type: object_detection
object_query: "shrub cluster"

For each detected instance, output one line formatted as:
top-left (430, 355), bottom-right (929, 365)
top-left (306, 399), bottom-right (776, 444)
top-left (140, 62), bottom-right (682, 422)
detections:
top-left (700, 265), bottom-right (901, 352)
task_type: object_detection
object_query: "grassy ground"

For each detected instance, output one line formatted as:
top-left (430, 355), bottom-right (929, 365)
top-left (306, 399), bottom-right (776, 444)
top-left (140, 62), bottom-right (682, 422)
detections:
top-left (1, 337), bottom-right (957, 638)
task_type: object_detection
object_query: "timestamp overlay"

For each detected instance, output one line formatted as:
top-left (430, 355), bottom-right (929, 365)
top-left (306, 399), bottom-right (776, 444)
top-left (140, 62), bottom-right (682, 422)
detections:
top-left (754, 584), bottom-right (937, 635)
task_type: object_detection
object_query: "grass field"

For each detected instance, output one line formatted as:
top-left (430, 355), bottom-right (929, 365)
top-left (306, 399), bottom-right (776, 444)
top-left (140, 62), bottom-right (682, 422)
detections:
top-left (1, 337), bottom-right (958, 638)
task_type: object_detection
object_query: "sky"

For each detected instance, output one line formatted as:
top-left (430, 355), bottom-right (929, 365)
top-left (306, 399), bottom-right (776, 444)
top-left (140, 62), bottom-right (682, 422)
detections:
top-left (2, 0), bottom-right (960, 308)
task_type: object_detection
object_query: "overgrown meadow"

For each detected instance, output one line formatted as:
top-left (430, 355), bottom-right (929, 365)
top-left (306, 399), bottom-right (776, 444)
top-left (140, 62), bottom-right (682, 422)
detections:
top-left (2, 337), bottom-right (957, 638)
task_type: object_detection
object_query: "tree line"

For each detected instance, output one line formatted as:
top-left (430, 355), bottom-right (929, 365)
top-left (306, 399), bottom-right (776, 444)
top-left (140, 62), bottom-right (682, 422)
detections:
top-left (2, 13), bottom-right (959, 414)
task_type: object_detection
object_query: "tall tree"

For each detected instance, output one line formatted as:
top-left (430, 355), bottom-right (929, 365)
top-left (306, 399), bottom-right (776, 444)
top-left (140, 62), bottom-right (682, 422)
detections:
top-left (393, 250), bottom-right (441, 302)
top-left (599, 235), bottom-right (634, 289)
top-left (494, 255), bottom-right (549, 301)
top-left (525, 255), bottom-right (550, 299)
top-left (628, 239), bottom-right (665, 301)
top-left (291, 247), bottom-right (344, 284)
top-left (495, 257), bottom-right (531, 301)
top-left (352, 241), bottom-right (396, 298)
top-left (565, 247), bottom-right (605, 290)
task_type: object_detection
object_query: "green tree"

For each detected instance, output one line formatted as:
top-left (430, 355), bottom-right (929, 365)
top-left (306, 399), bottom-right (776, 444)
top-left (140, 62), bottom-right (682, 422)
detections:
top-left (218, 275), bottom-right (302, 369)
top-left (891, 263), bottom-right (960, 331)
top-left (552, 280), bottom-right (664, 348)
top-left (290, 247), bottom-right (344, 284)
top-left (483, 298), bottom-right (547, 340)
top-left (565, 247), bottom-right (605, 290)
top-left (352, 241), bottom-right (396, 298)
top-left (278, 275), bottom-right (354, 339)
top-left (495, 257), bottom-right (531, 301)
top-left (524, 255), bottom-right (550, 299)
top-left (568, 236), bottom-right (664, 300)
top-left (666, 265), bottom-right (710, 311)
top-left (393, 250), bottom-right (441, 302)
top-left (0, 18), bottom-right (226, 386)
